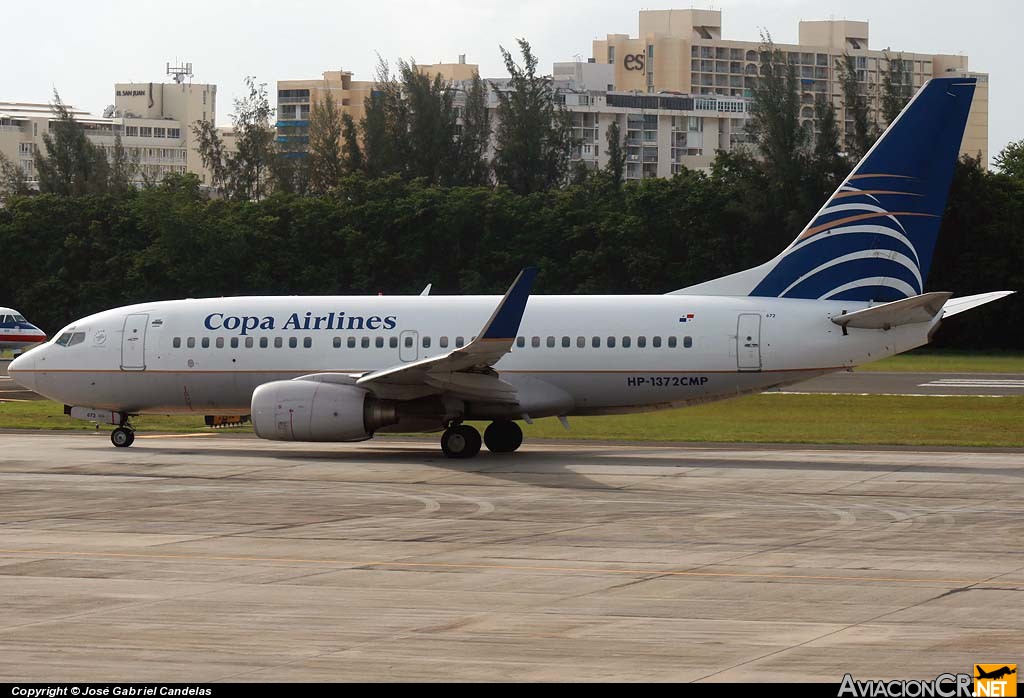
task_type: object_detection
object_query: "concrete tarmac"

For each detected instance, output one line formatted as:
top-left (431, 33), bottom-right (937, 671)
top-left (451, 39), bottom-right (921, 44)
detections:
top-left (0, 433), bottom-right (1021, 682)
top-left (775, 371), bottom-right (1024, 396)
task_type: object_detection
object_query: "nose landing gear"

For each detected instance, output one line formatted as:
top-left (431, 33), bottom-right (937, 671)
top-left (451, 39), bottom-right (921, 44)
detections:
top-left (111, 425), bottom-right (135, 448)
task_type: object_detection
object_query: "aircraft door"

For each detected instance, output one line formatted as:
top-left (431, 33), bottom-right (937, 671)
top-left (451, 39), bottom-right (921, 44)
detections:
top-left (121, 313), bottom-right (149, 370)
top-left (399, 330), bottom-right (418, 362)
top-left (736, 313), bottom-right (762, 371)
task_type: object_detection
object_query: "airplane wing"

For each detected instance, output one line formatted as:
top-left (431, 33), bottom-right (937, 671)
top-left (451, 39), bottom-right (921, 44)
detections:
top-left (350, 267), bottom-right (538, 402)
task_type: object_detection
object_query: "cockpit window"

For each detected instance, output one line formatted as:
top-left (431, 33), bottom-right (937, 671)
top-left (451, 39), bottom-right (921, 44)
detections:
top-left (0, 315), bottom-right (11, 324)
top-left (54, 330), bottom-right (85, 347)
top-left (14, 314), bottom-right (26, 322)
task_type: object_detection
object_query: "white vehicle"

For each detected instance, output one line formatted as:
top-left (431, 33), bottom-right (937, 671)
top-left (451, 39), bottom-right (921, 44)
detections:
top-left (8, 77), bottom-right (1013, 456)
top-left (0, 307), bottom-right (46, 354)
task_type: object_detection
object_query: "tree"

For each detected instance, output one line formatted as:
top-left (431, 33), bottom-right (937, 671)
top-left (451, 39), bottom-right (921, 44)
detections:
top-left (809, 95), bottom-right (846, 199)
top-left (604, 118), bottom-right (624, 187)
top-left (108, 134), bottom-right (139, 193)
top-left (307, 92), bottom-right (345, 193)
top-left (838, 54), bottom-right (875, 159)
top-left (491, 39), bottom-right (576, 194)
top-left (747, 34), bottom-right (806, 187)
top-left (994, 139), bottom-right (1024, 180)
top-left (881, 51), bottom-right (911, 125)
top-left (0, 153), bottom-right (32, 200)
top-left (360, 58), bottom-right (409, 179)
top-left (340, 112), bottom-right (364, 174)
top-left (33, 91), bottom-right (110, 196)
top-left (452, 73), bottom-right (491, 186)
top-left (191, 118), bottom-right (230, 196)
top-left (230, 77), bottom-right (276, 200)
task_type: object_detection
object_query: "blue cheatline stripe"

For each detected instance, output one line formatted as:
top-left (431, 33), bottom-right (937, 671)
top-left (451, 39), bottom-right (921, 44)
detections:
top-left (781, 257), bottom-right (922, 300)
top-left (752, 233), bottom-right (920, 297)
top-left (481, 267), bottom-right (538, 340)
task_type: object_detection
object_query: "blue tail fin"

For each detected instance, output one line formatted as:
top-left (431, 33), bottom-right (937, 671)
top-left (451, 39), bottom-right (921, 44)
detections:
top-left (673, 76), bottom-right (976, 301)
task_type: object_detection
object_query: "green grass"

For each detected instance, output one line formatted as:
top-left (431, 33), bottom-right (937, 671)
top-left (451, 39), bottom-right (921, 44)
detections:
top-left (3, 395), bottom-right (1022, 448)
top-left (0, 400), bottom-right (250, 433)
top-left (860, 351), bottom-right (1024, 373)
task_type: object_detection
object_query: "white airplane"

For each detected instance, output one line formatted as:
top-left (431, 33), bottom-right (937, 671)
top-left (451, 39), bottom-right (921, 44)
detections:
top-left (0, 307), bottom-right (47, 355)
top-left (8, 77), bottom-right (1013, 455)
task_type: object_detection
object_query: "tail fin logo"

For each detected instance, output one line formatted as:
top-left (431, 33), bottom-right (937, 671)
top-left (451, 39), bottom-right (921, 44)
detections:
top-left (745, 77), bottom-right (976, 303)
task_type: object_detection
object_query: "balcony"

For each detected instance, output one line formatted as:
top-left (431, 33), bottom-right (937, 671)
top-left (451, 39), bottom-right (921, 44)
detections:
top-left (276, 120), bottom-right (309, 128)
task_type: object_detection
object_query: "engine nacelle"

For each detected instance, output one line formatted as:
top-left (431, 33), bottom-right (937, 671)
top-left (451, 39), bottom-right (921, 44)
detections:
top-left (251, 380), bottom-right (397, 442)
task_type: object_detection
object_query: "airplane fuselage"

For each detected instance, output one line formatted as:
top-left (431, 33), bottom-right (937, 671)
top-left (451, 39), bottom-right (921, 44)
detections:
top-left (10, 293), bottom-right (931, 420)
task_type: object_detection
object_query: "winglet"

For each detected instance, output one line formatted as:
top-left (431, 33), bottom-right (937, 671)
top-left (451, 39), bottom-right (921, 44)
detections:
top-left (479, 267), bottom-right (538, 340)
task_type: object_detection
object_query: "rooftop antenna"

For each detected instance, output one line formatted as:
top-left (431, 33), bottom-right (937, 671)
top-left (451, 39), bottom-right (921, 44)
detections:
top-left (166, 61), bottom-right (194, 85)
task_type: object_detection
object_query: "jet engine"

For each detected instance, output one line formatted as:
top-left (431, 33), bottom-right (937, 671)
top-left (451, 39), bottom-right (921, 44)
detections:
top-left (251, 380), bottom-right (397, 442)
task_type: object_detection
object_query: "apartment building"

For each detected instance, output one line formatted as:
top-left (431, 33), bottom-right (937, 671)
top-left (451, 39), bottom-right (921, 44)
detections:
top-left (1, 80), bottom-right (220, 187)
top-left (593, 9), bottom-right (988, 163)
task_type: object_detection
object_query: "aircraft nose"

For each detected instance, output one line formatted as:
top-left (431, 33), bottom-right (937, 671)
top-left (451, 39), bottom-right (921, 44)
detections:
top-left (7, 352), bottom-right (35, 391)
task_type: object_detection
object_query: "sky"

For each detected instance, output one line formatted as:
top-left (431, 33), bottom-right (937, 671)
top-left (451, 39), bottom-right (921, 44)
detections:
top-left (4, 0), bottom-right (1021, 165)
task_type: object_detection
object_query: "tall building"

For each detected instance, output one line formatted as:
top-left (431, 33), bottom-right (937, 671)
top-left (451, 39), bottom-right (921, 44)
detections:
top-left (593, 9), bottom-right (988, 164)
top-left (111, 77), bottom-right (218, 181)
top-left (486, 71), bottom-right (748, 176)
top-left (275, 58), bottom-right (480, 155)
top-left (1, 73), bottom-right (223, 188)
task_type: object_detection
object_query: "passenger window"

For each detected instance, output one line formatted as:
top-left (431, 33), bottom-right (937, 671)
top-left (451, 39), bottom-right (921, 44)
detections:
top-left (577, 336), bottom-right (585, 348)
top-left (230, 337), bottom-right (239, 349)
top-left (274, 337), bottom-right (283, 348)
top-left (684, 336), bottom-right (693, 348)
top-left (516, 337), bottom-right (525, 348)
top-left (361, 337), bottom-right (369, 348)
top-left (260, 337), bottom-right (268, 348)
top-left (187, 337), bottom-right (195, 348)
top-left (201, 337), bottom-right (210, 348)
top-left (592, 336), bottom-right (600, 348)
top-left (304, 337), bottom-right (312, 348)
top-left (173, 337), bottom-right (181, 348)
top-left (245, 337), bottom-right (254, 348)
top-left (622, 336), bottom-right (631, 348)
top-left (375, 337), bottom-right (384, 348)
top-left (607, 336), bottom-right (616, 348)
top-left (389, 337), bottom-right (398, 348)
top-left (333, 337), bottom-right (341, 348)
top-left (216, 337), bottom-right (224, 349)
top-left (637, 336), bottom-right (646, 348)
top-left (347, 337), bottom-right (356, 348)
top-left (289, 337), bottom-right (297, 349)
top-left (546, 336), bottom-right (555, 348)
top-left (404, 336), bottom-right (413, 348)
top-left (423, 336), bottom-right (431, 348)
top-left (440, 336), bottom-right (449, 348)
top-left (653, 336), bottom-right (662, 348)
top-left (668, 336), bottom-right (678, 348)
top-left (561, 336), bottom-right (570, 348)
top-left (531, 336), bottom-right (540, 348)
top-left (455, 336), bottom-right (465, 348)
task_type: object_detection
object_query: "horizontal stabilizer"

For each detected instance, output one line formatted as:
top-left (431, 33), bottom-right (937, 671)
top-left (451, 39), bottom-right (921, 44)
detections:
top-left (941, 291), bottom-right (1015, 318)
top-left (832, 292), bottom-right (952, 330)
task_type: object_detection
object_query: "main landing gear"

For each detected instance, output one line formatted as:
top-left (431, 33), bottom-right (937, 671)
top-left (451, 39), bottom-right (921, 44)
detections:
top-left (440, 420), bottom-right (523, 458)
top-left (111, 425), bottom-right (135, 448)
